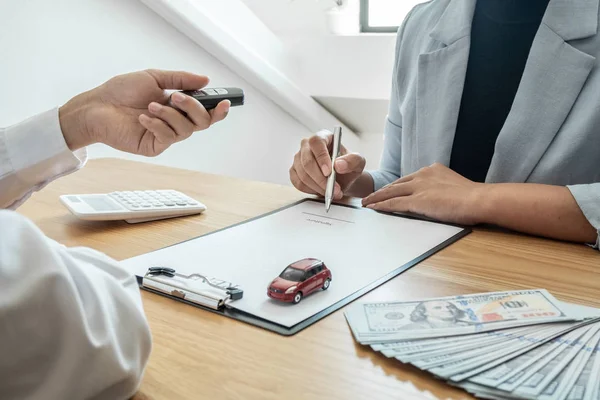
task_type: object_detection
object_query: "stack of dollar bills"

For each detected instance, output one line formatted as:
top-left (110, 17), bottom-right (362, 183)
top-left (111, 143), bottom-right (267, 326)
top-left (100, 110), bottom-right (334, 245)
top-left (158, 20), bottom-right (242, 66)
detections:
top-left (344, 289), bottom-right (600, 400)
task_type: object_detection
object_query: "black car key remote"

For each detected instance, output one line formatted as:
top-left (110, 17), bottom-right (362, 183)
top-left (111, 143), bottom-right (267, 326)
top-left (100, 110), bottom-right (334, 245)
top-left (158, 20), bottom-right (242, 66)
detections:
top-left (175, 87), bottom-right (245, 111)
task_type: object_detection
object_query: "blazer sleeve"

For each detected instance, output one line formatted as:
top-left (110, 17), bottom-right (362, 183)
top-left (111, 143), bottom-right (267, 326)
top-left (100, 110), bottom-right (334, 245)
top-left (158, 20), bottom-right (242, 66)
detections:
top-left (0, 211), bottom-right (152, 399)
top-left (366, 6), bottom-right (418, 191)
top-left (0, 108), bottom-right (87, 210)
top-left (567, 184), bottom-right (600, 248)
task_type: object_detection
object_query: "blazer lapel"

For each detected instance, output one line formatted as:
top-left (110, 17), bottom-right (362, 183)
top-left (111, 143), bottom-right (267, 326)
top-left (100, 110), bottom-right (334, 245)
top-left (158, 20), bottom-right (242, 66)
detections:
top-left (486, 0), bottom-right (598, 182)
top-left (414, 0), bottom-right (477, 169)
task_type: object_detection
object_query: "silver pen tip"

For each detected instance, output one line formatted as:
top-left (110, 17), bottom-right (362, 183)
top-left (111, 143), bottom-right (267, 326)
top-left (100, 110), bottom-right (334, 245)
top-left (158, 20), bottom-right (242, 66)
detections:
top-left (325, 198), bottom-right (331, 213)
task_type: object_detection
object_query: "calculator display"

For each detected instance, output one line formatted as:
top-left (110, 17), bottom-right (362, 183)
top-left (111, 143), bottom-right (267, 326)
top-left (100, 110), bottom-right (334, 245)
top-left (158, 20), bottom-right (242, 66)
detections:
top-left (82, 195), bottom-right (123, 211)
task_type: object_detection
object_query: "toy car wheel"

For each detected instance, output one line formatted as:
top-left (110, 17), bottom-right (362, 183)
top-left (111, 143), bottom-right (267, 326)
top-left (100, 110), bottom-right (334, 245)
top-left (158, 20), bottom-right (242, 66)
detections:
top-left (293, 292), bottom-right (303, 304)
top-left (322, 278), bottom-right (331, 290)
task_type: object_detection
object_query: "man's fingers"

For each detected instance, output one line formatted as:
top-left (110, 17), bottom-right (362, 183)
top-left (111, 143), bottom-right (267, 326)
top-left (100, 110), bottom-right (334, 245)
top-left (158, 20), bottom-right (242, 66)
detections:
top-left (208, 100), bottom-right (231, 124)
top-left (169, 92), bottom-right (212, 129)
top-left (362, 181), bottom-right (414, 206)
top-left (148, 102), bottom-right (195, 140)
top-left (309, 133), bottom-right (333, 176)
top-left (334, 153), bottom-right (366, 174)
top-left (139, 114), bottom-right (177, 144)
top-left (301, 145), bottom-right (328, 190)
top-left (146, 69), bottom-right (210, 90)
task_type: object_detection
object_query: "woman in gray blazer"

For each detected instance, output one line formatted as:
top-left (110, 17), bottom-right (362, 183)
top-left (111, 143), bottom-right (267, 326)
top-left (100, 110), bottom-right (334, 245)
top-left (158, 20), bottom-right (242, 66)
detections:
top-left (289, 0), bottom-right (600, 248)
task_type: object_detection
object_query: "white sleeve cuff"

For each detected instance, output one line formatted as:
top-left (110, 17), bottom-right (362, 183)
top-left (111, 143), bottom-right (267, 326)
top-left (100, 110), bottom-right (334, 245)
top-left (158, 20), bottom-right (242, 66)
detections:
top-left (567, 184), bottom-right (600, 249)
top-left (2, 108), bottom-right (87, 209)
top-left (5, 107), bottom-right (87, 185)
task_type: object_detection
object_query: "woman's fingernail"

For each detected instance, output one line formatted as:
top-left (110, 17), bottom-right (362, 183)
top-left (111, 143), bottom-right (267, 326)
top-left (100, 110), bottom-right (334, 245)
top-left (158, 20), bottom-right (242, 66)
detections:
top-left (321, 164), bottom-right (331, 176)
top-left (335, 159), bottom-right (348, 172)
top-left (148, 102), bottom-right (162, 113)
top-left (139, 114), bottom-right (150, 122)
top-left (172, 92), bottom-right (186, 104)
top-left (366, 204), bottom-right (375, 209)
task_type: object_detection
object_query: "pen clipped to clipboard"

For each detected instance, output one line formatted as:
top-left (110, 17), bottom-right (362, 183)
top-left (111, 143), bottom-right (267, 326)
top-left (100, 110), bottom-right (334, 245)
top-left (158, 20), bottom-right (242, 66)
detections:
top-left (142, 267), bottom-right (243, 310)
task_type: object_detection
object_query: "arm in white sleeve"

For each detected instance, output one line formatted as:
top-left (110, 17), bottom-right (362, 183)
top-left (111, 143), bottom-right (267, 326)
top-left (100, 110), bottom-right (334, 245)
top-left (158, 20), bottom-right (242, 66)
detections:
top-left (0, 108), bottom-right (87, 210)
top-left (0, 210), bottom-right (152, 400)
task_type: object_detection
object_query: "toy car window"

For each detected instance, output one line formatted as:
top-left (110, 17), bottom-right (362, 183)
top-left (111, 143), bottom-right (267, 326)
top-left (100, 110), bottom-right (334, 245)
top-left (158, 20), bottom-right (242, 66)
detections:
top-left (279, 267), bottom-right (306, 282)
top-left (306, 268), bottom-right (317, 278)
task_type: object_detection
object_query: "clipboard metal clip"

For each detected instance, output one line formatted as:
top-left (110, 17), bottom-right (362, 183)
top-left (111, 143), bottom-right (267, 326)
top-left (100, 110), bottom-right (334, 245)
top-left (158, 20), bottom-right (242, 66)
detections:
top-left (142, 267), bottom-right (244, 310)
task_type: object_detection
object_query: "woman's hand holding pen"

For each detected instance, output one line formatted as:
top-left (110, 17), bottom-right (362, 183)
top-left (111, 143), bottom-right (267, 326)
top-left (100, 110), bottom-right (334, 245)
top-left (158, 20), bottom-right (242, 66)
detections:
top-left (289, 130), bottom-right (367, 199)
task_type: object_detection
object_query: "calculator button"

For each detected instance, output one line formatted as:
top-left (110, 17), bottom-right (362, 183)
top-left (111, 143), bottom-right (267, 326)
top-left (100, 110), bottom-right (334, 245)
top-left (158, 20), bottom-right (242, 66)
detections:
top-left (130, 204), bottom-right (140, 208)
top-left (141, 203), bottom-right (151, 207)
top-left (163, 202), bottom-right (175, 206)
top-left (187, 201), bottom-right (199, 205)
top-left (176, 202), bottom-right (188, 206)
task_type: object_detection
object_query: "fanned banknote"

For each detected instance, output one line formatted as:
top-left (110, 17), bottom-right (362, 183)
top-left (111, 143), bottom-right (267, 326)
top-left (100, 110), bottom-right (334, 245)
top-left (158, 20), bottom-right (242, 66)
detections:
top-left (345, 289), bottom-right (600, 400)
top-left (345, 289), bottom-right (572, 343)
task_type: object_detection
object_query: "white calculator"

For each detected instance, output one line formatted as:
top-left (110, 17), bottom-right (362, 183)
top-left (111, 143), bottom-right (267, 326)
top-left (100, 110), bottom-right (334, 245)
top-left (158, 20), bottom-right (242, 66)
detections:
top-left (60, 190), bottom-right (207, 223)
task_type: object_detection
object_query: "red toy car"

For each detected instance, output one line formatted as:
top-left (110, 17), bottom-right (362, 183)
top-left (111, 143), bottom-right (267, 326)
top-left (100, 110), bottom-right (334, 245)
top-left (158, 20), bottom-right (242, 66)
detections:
top-left (267, 258), bottom-right (332, 304)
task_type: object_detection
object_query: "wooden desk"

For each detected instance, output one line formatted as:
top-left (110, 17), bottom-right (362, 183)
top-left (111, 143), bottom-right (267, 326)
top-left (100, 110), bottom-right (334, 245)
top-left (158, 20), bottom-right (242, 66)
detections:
top-left (18, 158), bottom-right (600, 400)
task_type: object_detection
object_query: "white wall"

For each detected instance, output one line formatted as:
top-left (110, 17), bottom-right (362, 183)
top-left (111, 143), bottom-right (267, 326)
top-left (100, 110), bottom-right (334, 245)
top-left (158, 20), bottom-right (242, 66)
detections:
top-left (141, 0), bottom-right (361, 147)
top-left (241, 0), bottom-right (398, 100)
top-left (0, 0), bottom-right (322, 185)
top-left (240, 0), bottom-right (401, 170)
top-left (290, 34), bottom-right (397, 100)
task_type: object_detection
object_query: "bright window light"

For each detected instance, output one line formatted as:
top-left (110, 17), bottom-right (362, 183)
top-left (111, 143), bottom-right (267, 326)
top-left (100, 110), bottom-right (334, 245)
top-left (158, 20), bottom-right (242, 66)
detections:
top-left (360, 0), bottom-right (426, 32)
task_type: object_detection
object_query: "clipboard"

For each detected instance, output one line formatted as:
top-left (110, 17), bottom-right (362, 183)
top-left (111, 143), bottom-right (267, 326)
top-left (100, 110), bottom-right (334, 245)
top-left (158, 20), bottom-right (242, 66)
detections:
top-left (125, 199), bottom-right (471, 336)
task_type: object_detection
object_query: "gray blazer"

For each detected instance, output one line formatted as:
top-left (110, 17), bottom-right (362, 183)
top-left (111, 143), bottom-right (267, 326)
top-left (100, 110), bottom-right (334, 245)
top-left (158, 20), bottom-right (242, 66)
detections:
top-left (369, 0), bottom-right (600, 247)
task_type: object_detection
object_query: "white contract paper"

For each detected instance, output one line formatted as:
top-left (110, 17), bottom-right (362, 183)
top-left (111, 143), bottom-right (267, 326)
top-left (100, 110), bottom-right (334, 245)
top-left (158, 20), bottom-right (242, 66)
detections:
top-left (120, 201), bottom-right (465, 328)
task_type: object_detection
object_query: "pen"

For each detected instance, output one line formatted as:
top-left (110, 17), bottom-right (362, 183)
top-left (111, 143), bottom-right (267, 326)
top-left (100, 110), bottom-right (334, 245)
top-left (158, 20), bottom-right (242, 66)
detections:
top-left (325, 126), bottom-right (342, 213)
